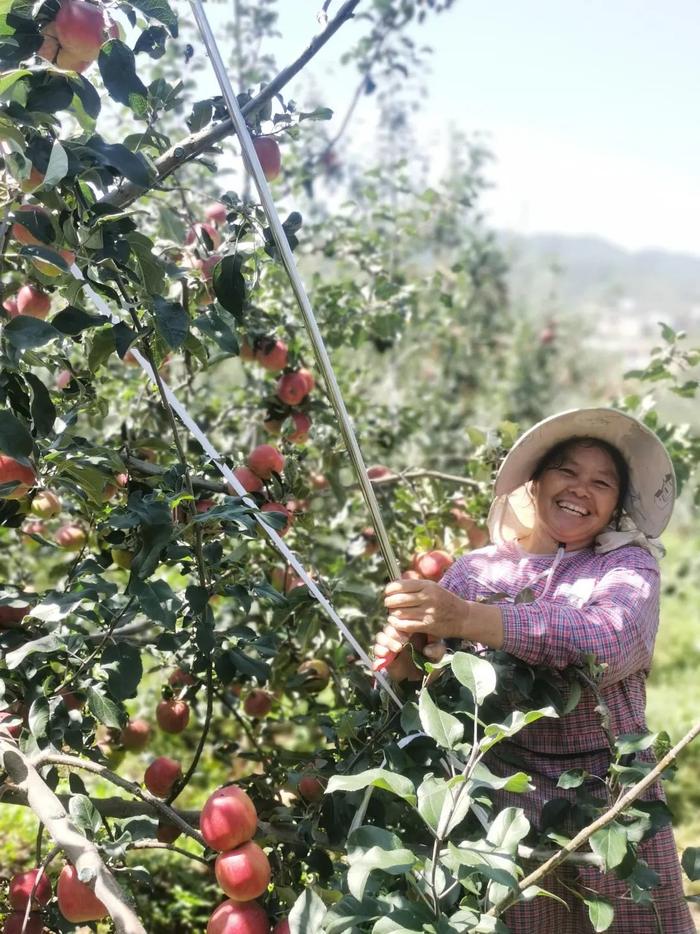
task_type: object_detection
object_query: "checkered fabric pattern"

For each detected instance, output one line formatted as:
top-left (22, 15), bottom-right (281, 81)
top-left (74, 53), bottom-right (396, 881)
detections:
top-left (439, 542), bottom-right (694, 933)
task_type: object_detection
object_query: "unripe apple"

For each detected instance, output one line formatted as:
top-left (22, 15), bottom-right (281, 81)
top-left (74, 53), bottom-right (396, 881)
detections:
top-left (9, 868), bottom-right (52, 909)
top-left (413, 550), bottom-right (453, 582)
top-left (247, 444), bottom-right (284, 480)
top-left (200, 785), bottom-right (258, 852)
top-left (255, 338), bottom-right (288, 372)
top-left (215, 841), bottom-right (271, 901)
top-left (228, 466), bottom-right (264, 494)
top-left (144, 756), bottom-right (182, 798)
top-left (261, 502), bottom-right (291, 536)
top-left (287, 412), bottom-right (311, 444)
top-left (186, 222), bottom-right (222, 249)
top-left (120, 717), bottom-right (150, 752)
top-left (11, 205), bottom-right (51, 247)
top-left (252, 136), bottom-right (281, 182)
top-left (276, 371), bottom-right (309, 406)
top-left (57, 863), bottom-right (107, 922)
top-left (111, 548), bottom-right (133, 569)
top-left (205, 202), bottom-right (228, 225)
top-left (243, 690), bottom-right (273, 718)
top-left (0, 456), bottom-right (36, 500)
top-left (0, 603), bottom-right (30, 627)
top-left (298, 773), bottom-right (325, 803)
top-left (16, 284), bottom-right (51, 319)
top-left (296, 659), bottom-right (331, 693)
top-left (156, 698), bottom-right (190, 734)
top-left (207, 899), bottom-right (269, 934)
top-left (55, 523), bottom-right (86, 550)
top-left (272, 919), bottom-right (291, 934)
top-left (157, 820), bottom-right (182, 844)
top-left (31, 489), bottom-right (61, 518)
top-left (2, 912), bottom-right (44, 934)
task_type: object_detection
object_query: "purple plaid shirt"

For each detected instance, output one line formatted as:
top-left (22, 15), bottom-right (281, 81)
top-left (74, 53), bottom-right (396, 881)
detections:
top-left (439, 541), bottom-right (694, 933)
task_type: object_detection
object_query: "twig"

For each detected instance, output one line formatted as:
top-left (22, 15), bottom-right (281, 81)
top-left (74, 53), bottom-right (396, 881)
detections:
top-left (102, 0), bottom-right (362, 210)
top-left (487, 720), bottom-right (700, 917)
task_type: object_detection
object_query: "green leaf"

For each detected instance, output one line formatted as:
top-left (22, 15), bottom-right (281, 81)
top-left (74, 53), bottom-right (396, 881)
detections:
top-left (0, 409), bottom-right (33, 458)
top-left (590, 824), bottom-right (628, 870)
top-left (51, 306), bottom-right (109, 335)
top-left (100, 643), bottom-right (143, 701)
top-left (43, 139), bottom-right (68, 188)
top-left (129, 0), bottom-right (179, 35)
top-left (418, 688), bottom-right (463, 749)
top-left (615, 732), bottom-right (657, 756)
top-left (6, 633), bottom-right (68, 670)
top-left (417, 773), bottom-right (472, 835)
top-left (452, 652), bottom-right (497, 704)
top-left (347, 827), bottom-right (417, 901)
top-left (28, 696), bottom-right (49, 738)
top-left (86, 687), bottom-right (123, 729)
top-left (470, 763), bottom-right (533, 794)
top-left (4, 316), bottom-right (60, 350)
top-left (84, 135), bottom-right (153, 189)
top-left (69, 794), bottom-right (103, 836)
top-left (681, 847), bottom-right (700, 881)
top-left (556, 768), bottom-right (586, 789)
top-left (326, 768), bottom-right (416, 805)
top-left (25, 372), bottom-right (55, 437)
top-left (212, 254), bottom-right (246, 318)
top-left (153, 296), bottom-right (189, 349)
top-left (583, 896), bottom-right (615, 932)
top-left (486, 807), bottom-right (530, 853)
top-left (98, 40), bottom-right (149, 116)
top-left (288, 887), bottom-right (326, 934)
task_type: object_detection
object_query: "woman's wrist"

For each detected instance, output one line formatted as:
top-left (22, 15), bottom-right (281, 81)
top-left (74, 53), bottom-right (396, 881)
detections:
top-left (456, 597), bottom-right (473, 642)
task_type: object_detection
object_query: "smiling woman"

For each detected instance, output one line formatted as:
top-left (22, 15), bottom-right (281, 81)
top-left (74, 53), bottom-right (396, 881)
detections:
top-left (373, 408), bottom-right (694, 933)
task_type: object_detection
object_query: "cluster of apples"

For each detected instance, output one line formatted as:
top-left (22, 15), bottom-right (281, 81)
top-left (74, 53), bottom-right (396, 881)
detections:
top-left (228, 443), bottom-right (295, 536)
top-left (38, 0), bottom-right (116, 73)
top-left (2, 861), bottom-right (110, 928)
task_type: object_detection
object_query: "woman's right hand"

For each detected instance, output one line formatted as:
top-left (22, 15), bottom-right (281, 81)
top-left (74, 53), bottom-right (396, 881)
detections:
top-left (373, 626), bottom-right (447, 681)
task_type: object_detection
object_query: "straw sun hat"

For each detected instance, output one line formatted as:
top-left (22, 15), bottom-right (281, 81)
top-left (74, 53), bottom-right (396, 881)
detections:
top-left (488, 408), bottom-right (676, 546)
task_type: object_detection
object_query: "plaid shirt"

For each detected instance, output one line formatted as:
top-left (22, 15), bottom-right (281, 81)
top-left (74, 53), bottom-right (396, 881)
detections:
top-left (439, 542), bottom-right (694, 933)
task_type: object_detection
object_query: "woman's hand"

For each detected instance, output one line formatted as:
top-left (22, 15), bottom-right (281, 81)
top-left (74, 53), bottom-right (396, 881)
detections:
top-left (383, 579), bottom-right (470, 640)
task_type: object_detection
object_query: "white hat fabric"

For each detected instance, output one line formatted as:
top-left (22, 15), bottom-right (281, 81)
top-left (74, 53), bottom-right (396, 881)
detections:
top-left (490, 408), bottom-right (676, 539)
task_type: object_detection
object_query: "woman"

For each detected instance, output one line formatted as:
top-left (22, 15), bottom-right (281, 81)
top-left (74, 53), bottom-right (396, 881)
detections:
top-left (373, 408), bottom-right (693, 933)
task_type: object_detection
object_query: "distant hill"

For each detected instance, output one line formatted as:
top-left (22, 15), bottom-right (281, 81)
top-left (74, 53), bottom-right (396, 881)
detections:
top-left (499, 232), bottom-right (700, 336)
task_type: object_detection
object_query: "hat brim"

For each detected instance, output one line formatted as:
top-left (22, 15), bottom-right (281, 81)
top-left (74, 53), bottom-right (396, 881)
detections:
top-left (494, 408), bottom-right (675, 538)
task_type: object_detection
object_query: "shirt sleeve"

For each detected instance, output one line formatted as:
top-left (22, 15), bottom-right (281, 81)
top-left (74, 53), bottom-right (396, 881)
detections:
top-left (499, 551), bottom-right (660, 686)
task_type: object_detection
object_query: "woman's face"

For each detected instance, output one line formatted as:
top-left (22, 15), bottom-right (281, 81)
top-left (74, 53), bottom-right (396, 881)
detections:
top-left (530, 442), bottom-right (621, 550)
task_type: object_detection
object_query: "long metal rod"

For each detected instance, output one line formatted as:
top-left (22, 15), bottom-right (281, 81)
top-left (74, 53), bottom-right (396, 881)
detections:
top-left (189, 0), bottom-right (402, 583)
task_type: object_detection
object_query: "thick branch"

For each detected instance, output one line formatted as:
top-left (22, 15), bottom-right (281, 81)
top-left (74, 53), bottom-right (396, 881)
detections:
top-left (0, 786), bottom-right (199, 824)
top-left (0, 741), bottom-right (146, 934)
top-left (103, 0), bottom-right (361, 210)
top-left (488, 720), bottom-right (700, 917)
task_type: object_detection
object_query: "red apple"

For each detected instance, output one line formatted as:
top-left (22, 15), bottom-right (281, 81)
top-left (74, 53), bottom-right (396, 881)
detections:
top-left (9, 868), bottom-right (51, 909)
top-left (144, 756), bottom-right (182, 798)
top-left (59, 689), bottom-right (84, 711)
top-left (120, 718), bottom-right (150, 752)
top-left (413, 550), bottom-right (453, 582)
top-left (207, 899), bottom-right (270, 934)
top-left (215, 841), bottom-right (271, 901)
top-left (3, 912), bottom-right (44, 934)
top-left (0, 456), bottom-right (36, 500)
top-left (56, 369), bottom-right (72, 389)
top-left (200, 785), bottom-right (258, 852)
top-left (255, 339), bottom-right (288, 372)
top-left (367, 465), bottom-right (393, 481)
top-left (55, 523), bottom-right (86, 550)
top-left (52, 0), bottom-right (108, 60)
top-left (169, 668), bottom-right (196, 688)
top-left (298, 773), bottom-right (325, 803)
top-left (247, 445), bottom-right (284, 480)
top-left (156, 698), bottom-right (190, 734)
top-left (16, 284), bottom-right (51, 319)
top-left (252, 137), bottom-right (281, 182)
top-left (57, 863), bottom-right (107, 923)
top-left (276, 371), bottom-right (309, 406)
top-left (0, 603), bottom-right (30, 627)
top-left (195, 253), bottom-right (222, 280)
top-left (309, 471), bottom-right (329, 490)
top-left (240, 339), bottom-right (255, 362)
top-left (31, 489), bottom-right (61, 518)
top-left (298, 367), bottom-right (315, 393)
top-left (186, 222), bottom-right (222, 249)
top-left (261, 502), bottom-right (291, 536)
top-left (228, 466), bottom-right (264, 494)
top-left (11, 204), bottom-right (51, 246)
top-left (205, 202), bottom-right (228, 225)
top-left (157, 821), bottom-right (182, 844)
top-left (2, 296), bottom-right (18, 317)
top-left (286, 412), bottom-right (311, 444)
top-left (272, 920), bottom-right (290, 934)
top-left (243, 690), bottom-right (273, 718)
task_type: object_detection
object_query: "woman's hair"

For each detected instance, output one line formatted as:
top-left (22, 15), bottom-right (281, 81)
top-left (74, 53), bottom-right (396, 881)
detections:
top-left (530, 436), bottom-right (630, 529)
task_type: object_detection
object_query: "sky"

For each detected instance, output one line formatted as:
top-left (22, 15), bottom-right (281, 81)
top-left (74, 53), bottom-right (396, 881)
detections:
top-left (201, 1), bottom-right (700, 256)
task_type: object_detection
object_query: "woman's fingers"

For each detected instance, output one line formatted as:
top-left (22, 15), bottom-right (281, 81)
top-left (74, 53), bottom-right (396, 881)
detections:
top-left (387, 614), bottom-right (427, 634)
top-left (385, 580), bottom-right (424, 597)
top-left (384, 591), bottom-right (423, 609)
top-left (423, 640), bottom-right (446, 661)
top-left (374, 628), bottom-right (405, 655)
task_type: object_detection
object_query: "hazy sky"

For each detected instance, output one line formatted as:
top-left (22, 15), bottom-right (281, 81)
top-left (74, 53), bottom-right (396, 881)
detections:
top-left (201, 1), bottom-right (699, 256)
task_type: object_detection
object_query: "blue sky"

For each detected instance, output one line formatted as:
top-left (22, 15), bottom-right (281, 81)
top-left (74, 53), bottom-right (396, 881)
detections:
top-left (202, 1), bottom-right (699, 255)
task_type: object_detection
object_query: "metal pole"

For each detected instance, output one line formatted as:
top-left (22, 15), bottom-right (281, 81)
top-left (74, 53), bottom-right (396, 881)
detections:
top-left (189, 0), bottom-right (402, 583)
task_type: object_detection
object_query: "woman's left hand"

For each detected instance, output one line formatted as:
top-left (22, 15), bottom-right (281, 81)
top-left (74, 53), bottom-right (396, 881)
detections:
top-left (383, 579), bottom-right (470, 641)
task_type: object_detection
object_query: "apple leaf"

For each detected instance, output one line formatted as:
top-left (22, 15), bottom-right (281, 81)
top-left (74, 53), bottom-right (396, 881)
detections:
top-left (288, 887), bottom-right (327, 934)
top-left (84, 134), bottom-right (153, 189)
top-left (10, 207), bottom-right (55, 243)
top-left (452, 651), bottom-right (497, 704)
top-left (98, 40), bottom-right (149, 117)
top-left (590, 823), bottom-right (628, 870)
top-left (326, 768), bottom-right (416, 805)
top-left (25, 372), bottom-right (56, 437)
top-left (583, 896), bottom-right (615, 932)
top-left (153, 296), bottom-right (189, 349)
top-left (4, 316), bottom-right (60, 350)
top-left (86, 687), bottom-right (123, 729)
top-left (682, 847), bottom-right (700, 881)
top-left (212, 254), bottom-right (246, 319)
top-left (0, 409), bottom-right (33, 458)
top-left (51, 306), bottom-right (109, 335)
top-left (128, 0), bottom-right (179, 36)
top-left (418, 687), bottom-right (463, 749)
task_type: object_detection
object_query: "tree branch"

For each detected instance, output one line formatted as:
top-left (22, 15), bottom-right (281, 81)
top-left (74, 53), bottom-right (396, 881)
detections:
top-left (487, 720), bottom-right (700, 917)
top-left (102, 0), bottom-right (362, 210)
top-left (0, 741), bottom-right (146, 934)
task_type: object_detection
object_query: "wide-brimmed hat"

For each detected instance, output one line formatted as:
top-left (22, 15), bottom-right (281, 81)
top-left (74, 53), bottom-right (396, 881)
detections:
top-left (491, 408), bottom-right (676, 539)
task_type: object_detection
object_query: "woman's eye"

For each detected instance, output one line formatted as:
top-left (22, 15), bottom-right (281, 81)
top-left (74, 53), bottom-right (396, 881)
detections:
top-left (558, 467), bottom-right (575, 476)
